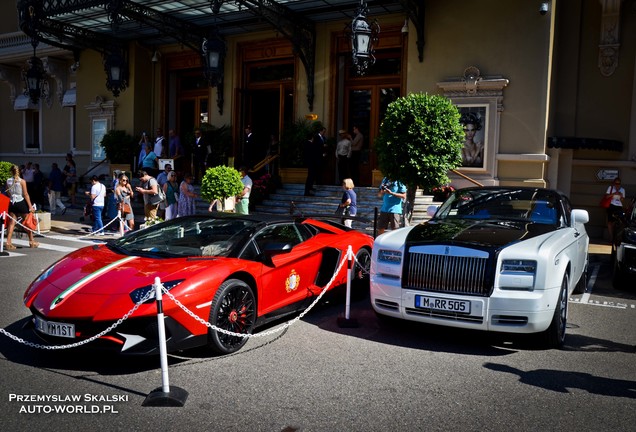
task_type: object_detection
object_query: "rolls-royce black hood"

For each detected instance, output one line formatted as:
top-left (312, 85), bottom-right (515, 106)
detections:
top-left (406, 219), bottom-right (555, 248)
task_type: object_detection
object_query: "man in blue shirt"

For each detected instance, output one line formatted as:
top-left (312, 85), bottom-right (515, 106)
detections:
top-left (377, 177), bottom-right (407, 235)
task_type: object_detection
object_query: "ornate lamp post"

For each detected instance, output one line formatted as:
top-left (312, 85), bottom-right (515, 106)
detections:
top-left (351, 0), bottom-right (380, 75)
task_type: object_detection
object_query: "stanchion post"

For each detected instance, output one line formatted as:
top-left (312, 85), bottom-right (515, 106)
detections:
top-left (337, 245), bottom-right (359, 328)
top-left (142, 277), bottom-right (188, 407)
top-left (0, 211), bottom-right (8, 256)
top-left (118, 211), bottom-right (125, 237)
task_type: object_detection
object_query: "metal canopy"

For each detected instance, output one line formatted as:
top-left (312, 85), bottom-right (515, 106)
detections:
top-left (17, 0), bottom-right (423, 109)
top-left (18, 0), bottom-right (405, 47)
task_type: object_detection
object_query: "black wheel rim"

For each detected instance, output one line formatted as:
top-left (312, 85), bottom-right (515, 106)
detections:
top-left (558, 282), bottom-right (568, 342)
top-left (216, 285), bottom-right (255, 349)
top-left (354, 250), bottom-right (371, 282)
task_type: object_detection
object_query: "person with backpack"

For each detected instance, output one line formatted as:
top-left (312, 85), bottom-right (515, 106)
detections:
top-left (135, 170), bottom-right (163, 219)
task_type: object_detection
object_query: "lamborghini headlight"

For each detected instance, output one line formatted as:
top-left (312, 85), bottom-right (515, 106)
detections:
top-left (129, 279), bottom-right (185, 304)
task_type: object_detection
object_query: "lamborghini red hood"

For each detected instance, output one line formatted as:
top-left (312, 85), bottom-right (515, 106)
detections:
top-left (25, 245), bottom-right (218, 319)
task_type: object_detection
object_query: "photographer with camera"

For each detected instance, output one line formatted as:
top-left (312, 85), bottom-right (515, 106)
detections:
top-left (377, 177), bottom-right (407, 235)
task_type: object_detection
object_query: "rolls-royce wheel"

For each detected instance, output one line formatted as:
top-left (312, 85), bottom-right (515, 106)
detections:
top-left (542, 274), bottom-right (569, 349)
top-left (208, 279), bottom-right (256, 355)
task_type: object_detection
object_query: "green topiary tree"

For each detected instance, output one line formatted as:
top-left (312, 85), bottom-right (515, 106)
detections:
top-left (0, 161), bottom-right (13, 187)
top-left (375, 93), bottom-right (465, 220)
top-left (100, 129), bottom-right (137, 165)
top-left (200, 165), bottom-right (244, 211)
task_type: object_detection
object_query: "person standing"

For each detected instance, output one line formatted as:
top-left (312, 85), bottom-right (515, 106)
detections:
top-left (136, 170), bottom-right (161, 219)
top-left (235, 166), bottom-right (252, 215)
top-left (156, 163), bottom-right (171, 188)
top-left (605, 176), bottom-right (626, 241)
top-left (62, 153), bottom-right (78, 206)
top-left (377, 177), bottom-right (407, 235)
top-left (192, 129), bottom-right (208, 182)
top-left (86, 175), bottom-right (106, 235)
top-left (47, 162), bottom-right (66, 215)
top-left (115, 174), bottom-right (135, 231)
top-left (4, 164), bottom-right (38, 249)
top-left (335, 129), bottom-right (352, 184)
top-left (350, 125), bottom-right (364, 185)
top-left (154, 127), bottom-right (166, 158)
top-left (141, 143), bottom-right (158, 177)
top-left (168, 129), bottom-right (184, 173)
top-left (338, 178), bottom-right (357, 228)
top-left (243, 125), bottom-right (254, 167)
top-left (177, 173), bottom-right (198, 217)
top-left (163, 171), bottom-right (179, 220)
top-left (23, 162), bottom-right (36, 205)
top-left (304, 127), bottom-right (327, 196)
top-left (137, 131), bottom-right (150, 170)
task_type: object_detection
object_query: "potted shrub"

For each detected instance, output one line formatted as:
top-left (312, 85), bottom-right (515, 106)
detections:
top-left (100, 129), bottom-right (137, 173)
top-left (200, 165), bottom-right (244, 212)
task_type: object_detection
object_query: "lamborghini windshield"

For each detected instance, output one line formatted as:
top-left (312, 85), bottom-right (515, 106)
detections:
top-left (110, 215), bottom-right (259, 258)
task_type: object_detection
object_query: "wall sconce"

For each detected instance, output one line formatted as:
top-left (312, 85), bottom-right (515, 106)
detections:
top-left (350, 0), bottom-right (380, 75)
top-left (539, 2), bottom-right (549, 15)
top-left (151, 50), bottom-right (160, 63)
top-left (202, 30), bottom-right (226, 86)
top-left (401, 19), bottom-right (409, 34)
top-left (103, 48), bottom-right (128, 97)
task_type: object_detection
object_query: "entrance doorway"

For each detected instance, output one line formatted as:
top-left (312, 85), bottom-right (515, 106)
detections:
top-left (242, 86), bottom-right (293, 167)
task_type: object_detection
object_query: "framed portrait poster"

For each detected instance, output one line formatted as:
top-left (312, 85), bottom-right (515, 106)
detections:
top-left (458, 104), bottom-right (488, 169)
top-left (91, 118), bottom-right (108, 162)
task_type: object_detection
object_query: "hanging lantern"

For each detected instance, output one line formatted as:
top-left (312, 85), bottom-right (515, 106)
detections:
top-left (24, 55), bottom-right (45, 104)
top-left (351, 0), bottom-right (380, 75)
top-left (103, 49), bottom-right (128, 97)
top-left (202, 30), bottom-right (226, 86)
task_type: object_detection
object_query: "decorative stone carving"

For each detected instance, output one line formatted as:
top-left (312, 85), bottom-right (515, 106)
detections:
top-left (598, 0), bottom-right (623, 77)
top-left (436, 66), bottom-right (509, 100)
top-left (0, 65), bottom-right (21, 104)
top-left (42, 56), bottom-right (68, 106)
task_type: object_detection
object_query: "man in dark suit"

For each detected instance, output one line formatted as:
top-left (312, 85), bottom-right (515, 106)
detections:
top-left (304, 127), bottom-right (327, 196)
top-left (193, 128), bottom-right (209, 181)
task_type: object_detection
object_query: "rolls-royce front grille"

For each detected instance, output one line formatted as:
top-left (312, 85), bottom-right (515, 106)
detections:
top-left (405, 251), bottom-right (489, 296)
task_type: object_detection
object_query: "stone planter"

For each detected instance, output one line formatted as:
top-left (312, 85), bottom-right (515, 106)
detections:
top-left (35, 212), bottom-right (51, 233)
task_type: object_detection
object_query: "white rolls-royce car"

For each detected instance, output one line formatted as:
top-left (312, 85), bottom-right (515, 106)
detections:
top-left (370, 187), bottom-right (589, 348)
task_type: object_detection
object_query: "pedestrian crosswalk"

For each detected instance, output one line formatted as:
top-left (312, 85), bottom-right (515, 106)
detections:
top-left (2, 232), bottom-right (108, 256)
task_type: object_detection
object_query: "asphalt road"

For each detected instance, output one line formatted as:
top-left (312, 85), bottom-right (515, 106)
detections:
top-left (0, 233), bottom-right (634, 432)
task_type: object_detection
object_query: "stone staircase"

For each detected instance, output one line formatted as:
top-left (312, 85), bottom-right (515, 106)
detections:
top-left (253, 183), bottom-right (440, 227)
top-left (125, 182), bottom-right (441, 229)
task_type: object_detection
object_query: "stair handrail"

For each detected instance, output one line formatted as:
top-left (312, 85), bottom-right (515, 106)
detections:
top-left (451, 169), bottom-right (483, 187)
top-left (249, 153), bottom-right (279, 173)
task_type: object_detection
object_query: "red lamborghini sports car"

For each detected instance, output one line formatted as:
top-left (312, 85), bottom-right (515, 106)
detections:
top-left (24, 214), bottom-right (373, 355)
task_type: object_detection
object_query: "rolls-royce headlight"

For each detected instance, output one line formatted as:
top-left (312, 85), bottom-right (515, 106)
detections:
top-left (499, 260), bottom-right (536, 291)
top-left (378, 250), bottom-right (402, 264)
top-left (129, 279), bottom-right (185, 304)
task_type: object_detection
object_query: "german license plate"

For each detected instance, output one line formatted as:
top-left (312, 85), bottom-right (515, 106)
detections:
top-left (34, 316), bottom-right (75, 339)
top-left (415, 295), bottom-right (471, 314)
